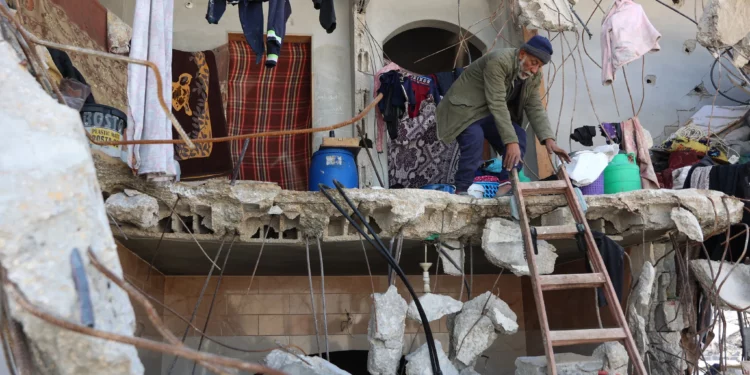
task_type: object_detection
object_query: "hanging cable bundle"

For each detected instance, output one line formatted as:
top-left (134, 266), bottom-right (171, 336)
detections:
top-left (318, 181), bottom-right (443, 375)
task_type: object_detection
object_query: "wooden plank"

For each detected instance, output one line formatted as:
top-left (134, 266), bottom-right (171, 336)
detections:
top-left (549, 328), bottom-right (627, 347)
top-left (539, 273), bottom-right (606, 291)
top-left (510, 169), bottom-right (557, 375)
top-left (518, 180), bottom-right (567, 195)
top-left (321, 137), bottom-right (361, 148)
top-left (557, 167), bottom-right (648, 375)
top-left (534, 224), bottom-right (579, 240)
top-left (523, 27), bottom-right (554, 180)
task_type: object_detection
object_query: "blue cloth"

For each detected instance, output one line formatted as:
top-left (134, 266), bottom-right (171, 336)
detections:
top-left (265, 0), bottom-right (292, 67)
top-left (206, 0), bottom-right (227, 24)
top-left (434, 68), bottom-right (464, 96)
top-left (455, 115), bottom-right (526, 191)
top-left (377, 71), bottom-right (407, 140)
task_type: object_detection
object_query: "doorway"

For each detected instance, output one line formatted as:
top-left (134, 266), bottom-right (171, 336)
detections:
top-left (383, 26), bottom-right (483, 75)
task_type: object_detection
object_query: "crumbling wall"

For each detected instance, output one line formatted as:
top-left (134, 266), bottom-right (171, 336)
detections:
top-left (0, 37), bottom-right (142, 373)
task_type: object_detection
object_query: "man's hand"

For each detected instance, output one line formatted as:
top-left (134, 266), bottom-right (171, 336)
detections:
top-left (545, 139), bottom-right (572, 164)
top-left (503, 143), bottom-right (522, 171)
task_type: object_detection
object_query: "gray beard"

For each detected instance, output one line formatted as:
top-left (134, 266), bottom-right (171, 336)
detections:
top-left (518, 57), bottom-right (532, 80)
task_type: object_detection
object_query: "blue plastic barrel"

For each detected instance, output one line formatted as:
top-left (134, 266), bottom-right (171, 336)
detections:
top-left (309, 148), bottom-right (359, 191)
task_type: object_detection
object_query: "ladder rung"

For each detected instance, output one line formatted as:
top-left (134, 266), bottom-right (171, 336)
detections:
top-left (534, 224), bottom-right (580, 240)
top-left (549, 328), bottom-right (627, 346)
top-left (539, 273), bottom-right (607, 291)
top-left (518, 180), bottom-right (568, 195)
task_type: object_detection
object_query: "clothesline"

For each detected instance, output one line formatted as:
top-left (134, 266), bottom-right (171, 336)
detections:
top-left (89, 94), bottom-right (383, 146)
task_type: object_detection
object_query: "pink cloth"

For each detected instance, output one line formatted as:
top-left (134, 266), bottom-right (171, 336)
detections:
top-left (601, 0), bottom-right (661, 85)
top-left (621, 117), bottom-right (659, 189)
top-left (374, 62), bottom-right (402, 152)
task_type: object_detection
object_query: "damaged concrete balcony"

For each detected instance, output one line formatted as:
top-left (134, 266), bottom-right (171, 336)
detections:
top-left (97, 152), bottom-right (744, 276)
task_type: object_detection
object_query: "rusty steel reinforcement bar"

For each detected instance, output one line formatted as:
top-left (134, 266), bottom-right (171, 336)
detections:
top-left (4, 275), bottom-right (288, 375)
top-left (93, 94), bottom-right (384, 146)
top-left (0, 4), bottom-right (196, 150)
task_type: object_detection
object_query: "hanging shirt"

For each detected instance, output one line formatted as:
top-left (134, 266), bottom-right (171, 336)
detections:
top-left (600, 0), bottom-right (661, 85)
top-left (404, 75), bottom-right (440, 118)
top-left (312, 0), bottom-right (336, 33)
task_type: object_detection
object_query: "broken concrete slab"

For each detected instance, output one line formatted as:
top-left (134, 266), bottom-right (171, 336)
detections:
top-left (627, 261), bottom-right (656, 356)
top-left (691, 260), bottom-right (750, 310)
top-left (697, 0), bottom-right (750, 50)
top-left (368, 285), bottom-right (408, 375)
top-left (96, 153), bottom-right (743, 246)
top-left (671, 207), bottom-right (704, 242)
top-left (515, 342), bottom-right (628, 375)
top-left (439, 241), bottom-right (463, 276)
top-left (458, 368), bottom-right (480, 375)
top-left (405, 340), bottom-right (459, 375)
top-left (0, 40), bottom-right (142, 373)
top-left (653, 301), bottom-right (686, 332)
top-left (482, 218), bottom-right (557, 276)
top-left (105, 189), bottom-right (161, 229)
top-left (647, 331), bottom-right (687, 373)
top-left (407, 293), bottom-right (463, 323)
top-left (450, 292), bottom-right (517, 369)
top-left (265, 349), bottom-right (351, 375)
top-left (516, 0), bottom-right (577, 32)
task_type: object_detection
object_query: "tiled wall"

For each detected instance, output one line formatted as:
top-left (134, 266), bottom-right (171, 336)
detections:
top-left (116, 241), bottom-right (166, 375)
top-left (160, 274), bottom-right (526, 374)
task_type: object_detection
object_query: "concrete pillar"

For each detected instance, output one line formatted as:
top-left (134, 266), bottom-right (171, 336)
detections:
top-left (351, 1), bottom-right (387, 188)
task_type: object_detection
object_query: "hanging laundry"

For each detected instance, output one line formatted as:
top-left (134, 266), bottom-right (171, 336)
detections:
top-left (702, 163), bottom-right (750, 261)
top-left (388, 99), bottom-right (460, 188)
top-left (620, 117), bottom-right (659, 189)
top-left (206, 0), bottom-right (292, 68)
top-left (171, 49), bottom-right (233, 180)
top-left (127, 0), bottom-right (177, 180)
top-left (377, 70), bottom-right (408, 141)
top-left (433, 68), bottom-right (464, 97)
top-left (681, 155), bottom-right (716, 189)
top-left (570, 125), bottom-right (597, 146)
top-left (403, 75), bottom-right (441, 118)
top-left (312, 0), bottom-right (336, 33)
top-left (374, 62), bottom-right (403, 152)
top-left (600, 0), bottom-right (661, 85)
top-left (599, 122), bottom-right (621, 144)
top-left (584, 231), bottom-right (624, 307)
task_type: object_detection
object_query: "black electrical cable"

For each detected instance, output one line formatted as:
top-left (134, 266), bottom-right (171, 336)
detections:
top-left (710, 49), bottom-right (750, 105)
top-left (319, 182), bottom-right (442, 375)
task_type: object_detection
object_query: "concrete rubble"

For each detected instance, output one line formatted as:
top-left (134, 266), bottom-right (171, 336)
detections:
top-left (514, 342), bottom-right (627, 374)
top-left (449, 292), bottom-right (518, 369)
top-left (516, 0), bottom-right (577, 32)
top-left (627, 261), bottom-right (656, 356)
top-left (439, 241), bottom-right (463, 276)
top-left (105, 189), bottom-right (161, 229)
top-left (697, 0), bottom-right (750, 68)
top-left (482, 218), bottom-right (557, 276)
top-left (0, 37), bottom-right (142, 373)
top-left (671, 207), bottom-right (704, 242)
top-left (405, 341), bottom-right (459, 375)
top-left (691, 260), bottom-right (750, 310)
top-left (265, 349), bottom-right (350, 375)
top-left (407, 293), bottom-right (463, 322)
top-left (368, 285), bottom-right (408, 375)
top-left (95, 152), bottom-right (744, 245)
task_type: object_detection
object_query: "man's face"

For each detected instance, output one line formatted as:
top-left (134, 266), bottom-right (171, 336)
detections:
top-left (518, 51), bottom-right (543, 80)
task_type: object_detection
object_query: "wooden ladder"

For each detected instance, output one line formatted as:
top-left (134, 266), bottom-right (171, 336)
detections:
top-left (510, 167), bottom-right (647, 375)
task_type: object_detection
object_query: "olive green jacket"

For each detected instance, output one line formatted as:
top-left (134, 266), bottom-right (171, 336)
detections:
top-left (436, 48), bottom-right (555, 145)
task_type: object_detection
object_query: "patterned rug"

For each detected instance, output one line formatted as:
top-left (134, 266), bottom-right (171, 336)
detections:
top-left (388, 98), bottom-right (460, 188)
top-left (227, 40), bottom-right (312, 191)
top-left (171, 49), bottom-right (233, 180)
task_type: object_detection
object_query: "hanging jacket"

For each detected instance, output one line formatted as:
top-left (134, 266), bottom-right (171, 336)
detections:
top-left (377, 71), bottom-right (407, 140)
top-left (601, 0), bottom-right (661, 85)
top-left (312, 0), bottom-right (336, 33)
top-left (206, 0), bottom-right (291, 68)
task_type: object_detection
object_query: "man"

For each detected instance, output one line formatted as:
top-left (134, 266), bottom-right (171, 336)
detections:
top-left (437, 35), bottom-right (571, 193)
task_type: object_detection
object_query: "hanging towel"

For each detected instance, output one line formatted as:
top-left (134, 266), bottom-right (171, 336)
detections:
top-left (600, 0), bottom-right (661, 85)
top-left (127, 0), bottom-right (177, 180)
top-left (621, 117), bottom-right (659, 189)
